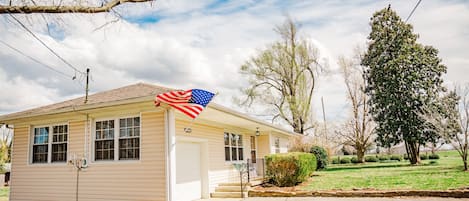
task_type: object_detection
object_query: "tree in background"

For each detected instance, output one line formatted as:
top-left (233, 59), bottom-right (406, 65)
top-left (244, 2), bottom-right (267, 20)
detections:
top-left (362, 7), bottom-right (447, 165)
top-left (0, 125), bottom-right (12, 165)
top-left (239, 17), bottom-right (324, 134)
top-left (423, 86), bottom-right (469, 171)
top-left (336, 49), bottom-right (375, 163)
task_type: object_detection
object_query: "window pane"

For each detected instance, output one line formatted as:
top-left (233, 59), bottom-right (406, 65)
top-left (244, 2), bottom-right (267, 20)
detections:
top-left (134, 127), bottom-right (140, 137)
top-left (34, 127), bottom-right (49, 144)
top-left (238, 148), bottom-right (244, 160)
top-left (119, 138), bottom-right (139, 160)
top-left (231, 134), bottom-right (236, 146)
top-left (95, 140), bottom-right (114, 161)
top-left (225, 147), bottom-right (230, 161)
top-left (96, 121), bottom-right (101, 130)
top-left (133, 117), bottom-right (140, 126)
top-left (52, 144), bottom-right (67, 162)
top-left (127, 118), bottom-right (133, 127)
top-left (224, 133), bottom-right (229, 146)
top-left (231, 147), bottom-right (237, 161)
top-left (237, 135), bottom-right (243, 146)
top-left (32, 145), bottom-right (48, 163)
top-left (120, 119), bottom-right (126, 128)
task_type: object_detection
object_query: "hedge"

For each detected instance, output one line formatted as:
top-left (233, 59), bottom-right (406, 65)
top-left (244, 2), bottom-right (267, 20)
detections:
top-left (265, 152), bottom-right (317, 187)
top-left (340, 158), bottom-right (351, 164)
top-left (310, 146), bottom-right (328, 170)
top-left (365, 156), bottom-right (378, 162)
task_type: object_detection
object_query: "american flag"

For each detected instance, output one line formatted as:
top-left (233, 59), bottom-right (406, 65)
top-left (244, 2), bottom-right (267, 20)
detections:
top-left (155, 89), bottom-right (215, 119)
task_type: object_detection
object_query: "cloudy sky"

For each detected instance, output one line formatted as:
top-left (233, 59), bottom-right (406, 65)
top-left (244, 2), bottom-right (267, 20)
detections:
top-left (0, 0), bottom-right (468, 128)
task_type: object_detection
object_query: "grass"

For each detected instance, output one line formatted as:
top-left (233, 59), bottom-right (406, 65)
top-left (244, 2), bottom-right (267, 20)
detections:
top-left (302, 150), bottom-right (469, 191)
top-left (0, 187), bottom-right (8, 201)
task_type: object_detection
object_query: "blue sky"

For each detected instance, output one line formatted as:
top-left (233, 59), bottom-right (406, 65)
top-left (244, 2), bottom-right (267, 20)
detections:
top-left (0, 0), bottom-right (468, 131)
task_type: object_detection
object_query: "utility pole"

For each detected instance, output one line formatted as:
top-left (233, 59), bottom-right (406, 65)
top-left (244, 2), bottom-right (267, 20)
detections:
top-left (84, 68), bottom-right (90, 104)
top-left (321, 96), bottom-right (328, 146)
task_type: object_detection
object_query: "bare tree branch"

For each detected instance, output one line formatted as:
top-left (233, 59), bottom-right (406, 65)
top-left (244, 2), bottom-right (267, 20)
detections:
top-left (0, 0), bottom-right (153, 14)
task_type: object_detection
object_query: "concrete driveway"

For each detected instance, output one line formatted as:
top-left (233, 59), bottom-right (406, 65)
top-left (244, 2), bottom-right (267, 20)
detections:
top-left (198, 197), bottom-right (469, 201)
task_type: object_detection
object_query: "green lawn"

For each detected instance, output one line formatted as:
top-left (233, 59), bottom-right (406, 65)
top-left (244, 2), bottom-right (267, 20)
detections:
top-left (0, 187), bottom-right (8, 201)
top-left (302, 150), bottom-right (469, 191)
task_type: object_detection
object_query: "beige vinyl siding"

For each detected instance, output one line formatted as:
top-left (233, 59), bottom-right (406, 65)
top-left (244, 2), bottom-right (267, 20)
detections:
top-left (175, 120), bottom-right (249, 193)
top-left (256, 135), bottom-right (270, 158)
top-left (10, 111), bottom-right (166, 201)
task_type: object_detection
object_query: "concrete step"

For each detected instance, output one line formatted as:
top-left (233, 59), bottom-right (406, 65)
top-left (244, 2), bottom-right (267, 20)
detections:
top-left (210, 192), bottom-right (248, 198)
top-left (215, 185), bottom-right (249, 192)
top-left (217, 182), bottom-right (252, 187)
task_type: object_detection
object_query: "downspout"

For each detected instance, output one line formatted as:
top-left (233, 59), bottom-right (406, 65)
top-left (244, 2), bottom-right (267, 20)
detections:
top-left (165, 109), bottom-right (176, 201)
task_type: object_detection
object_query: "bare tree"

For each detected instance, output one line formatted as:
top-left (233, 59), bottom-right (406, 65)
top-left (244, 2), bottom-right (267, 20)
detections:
top-left (239, 17), bottom-right (324, 134)
top-left (422, 85), bottom-right (469, 171)
top-left (336, 50), bottom-right (375, 163)
top-left (0, 0), bottom-right (153, 14)
top-left (0, 125), bottom-right (12, 164)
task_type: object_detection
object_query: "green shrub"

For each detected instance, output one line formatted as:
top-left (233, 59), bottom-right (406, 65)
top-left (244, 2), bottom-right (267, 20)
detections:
top-left (310, 146), bottom-right (328, 170)
top-left (351, 157), bottom-right (359, 164)
top-left (429, 154), bottom-right (440, 160)
top-left (265, 152), bottom-right (316, 187)
top-left (340, 158), bottom-right (351, 164)
top-left (378, 155), bottom-right (390, 161)
top-left (420, 154), bottom-right (429, 160)
top-left (390, 155), bottom-right (402, 161)
top-left (331, 157), bottom-right (340, 164)
top-left (403, 154), bottom-right (409, 160)
top-left (365, 156), bottom-right (378, 162)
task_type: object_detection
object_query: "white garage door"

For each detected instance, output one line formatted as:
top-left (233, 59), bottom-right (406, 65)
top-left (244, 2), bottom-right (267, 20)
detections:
top-left (175, 142), bottom-right (201, 201)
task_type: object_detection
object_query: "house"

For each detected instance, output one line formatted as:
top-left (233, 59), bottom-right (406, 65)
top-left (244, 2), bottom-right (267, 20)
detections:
top-left (0, 83), bottom-right (295, 201)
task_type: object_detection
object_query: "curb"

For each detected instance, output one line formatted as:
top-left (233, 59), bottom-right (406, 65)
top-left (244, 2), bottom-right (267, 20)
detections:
top-left (248, 189), bottom-right (469, 198)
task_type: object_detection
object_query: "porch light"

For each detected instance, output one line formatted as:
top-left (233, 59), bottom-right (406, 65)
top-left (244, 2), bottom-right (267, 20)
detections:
top-left (255, 127), bottom-right (260, 136)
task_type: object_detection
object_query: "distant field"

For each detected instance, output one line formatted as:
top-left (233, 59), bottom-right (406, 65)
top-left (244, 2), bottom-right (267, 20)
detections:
top-left (302, 150), bottom-right (469, 191)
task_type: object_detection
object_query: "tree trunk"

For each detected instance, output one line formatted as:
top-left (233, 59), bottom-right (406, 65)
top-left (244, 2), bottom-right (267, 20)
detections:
top-left (405, 140), bottom-right (421, 165)
top-left (463, 154), bottom-right (468, 171)
top-left (357, 148), bottom-right (365, 163)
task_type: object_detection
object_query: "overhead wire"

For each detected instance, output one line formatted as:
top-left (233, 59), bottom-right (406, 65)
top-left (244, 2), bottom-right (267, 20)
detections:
top-left (7, 13), bottom-right (85, 76)
top-left (0, 39), bottom-right (73, 80)
top-left (405, 0), bottom-right (422, 23)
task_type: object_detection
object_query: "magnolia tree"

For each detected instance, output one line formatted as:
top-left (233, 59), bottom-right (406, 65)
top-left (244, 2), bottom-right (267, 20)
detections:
top-left (362, 7), bottom-right (447, 165)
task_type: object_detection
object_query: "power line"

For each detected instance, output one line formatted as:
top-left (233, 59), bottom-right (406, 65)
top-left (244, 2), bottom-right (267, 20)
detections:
top-left (405, 0), bottom-right (422, 23)
top-left (0, 39), bottom-right (73, 80)
top-left (7, 14), bottom-right (85, 75)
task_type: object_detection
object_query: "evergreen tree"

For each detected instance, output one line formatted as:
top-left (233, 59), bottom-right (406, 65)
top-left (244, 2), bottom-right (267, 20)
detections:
top-left (362, 7), bottom-right (446, 164)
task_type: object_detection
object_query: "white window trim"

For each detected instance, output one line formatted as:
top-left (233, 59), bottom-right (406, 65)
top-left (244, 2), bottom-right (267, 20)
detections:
top-left (29, 122), bottom-right (69, 165)
top-left (91, 114), bottom-right (142, 163)
top-left (224, 132), bottom-right (245, 163)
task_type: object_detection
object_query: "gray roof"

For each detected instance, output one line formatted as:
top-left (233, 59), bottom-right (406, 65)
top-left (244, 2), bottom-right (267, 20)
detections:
top-left (0, 83), bottom-right (173, 121)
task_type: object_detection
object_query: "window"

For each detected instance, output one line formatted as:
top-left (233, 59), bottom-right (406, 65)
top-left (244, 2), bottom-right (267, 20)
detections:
top-left (94, 117), bottom-right (140, 161)
top-left (224, 132), bottom-right (243, 162)
top-left (52, 125), bottom-right (68, 162)
top-left (250, 136), bottom-right (257, 163)
top-left (95, 120), bottom-right (115, 161)
top-left (274, 138), bottom-right (280, 153)
top-left (119, 117), bottom-right (140, 160)
top-left (32, 124), bottom-right (68, 164)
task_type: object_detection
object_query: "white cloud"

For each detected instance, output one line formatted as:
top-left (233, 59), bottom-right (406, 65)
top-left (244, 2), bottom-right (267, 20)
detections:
top-left (0, 0), bottom-right (467, 129)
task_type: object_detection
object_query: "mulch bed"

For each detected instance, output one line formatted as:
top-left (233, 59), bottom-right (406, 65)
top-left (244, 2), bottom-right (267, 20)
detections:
top-left (249, 185), bottom-right (469, 198)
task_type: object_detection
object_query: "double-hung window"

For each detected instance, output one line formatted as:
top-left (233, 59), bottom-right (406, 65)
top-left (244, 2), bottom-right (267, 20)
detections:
top-left (274, 138), bottom-right (280, 153)
top-left (224, 132), bottom-right (243, 162)
top-left (94, 117), bottom-right (140, 161)
top-left (32, 124), bottom-right (68, 164)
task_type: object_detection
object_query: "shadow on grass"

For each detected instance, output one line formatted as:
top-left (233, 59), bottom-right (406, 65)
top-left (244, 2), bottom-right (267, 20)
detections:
top-left (325, 163), bottom-right (411, 172)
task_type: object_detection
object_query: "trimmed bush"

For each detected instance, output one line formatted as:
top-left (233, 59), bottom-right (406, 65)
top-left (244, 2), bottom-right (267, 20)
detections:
top-left (351, 157), bottom-right (360, 164)
top-left (403, 154), bottom-right (409, 160)
top-left (429, 154), bottom-right (440, 160)
top-left (340, 158), bottom-right (351, 164)
top-left (265, 152), bottom-right (317, 187)
top-left (331, 157), bottom-right (340, 164)
top-left (420, 154), bottom-right (429, 160)
top-left (390, 155), bottom-right (402, 161)
top-left (310, 146), bottom-right (329, 170)
top-left (365, 156), bottom-right (378, 162)
top-left (378, 155), bottom-right (390, 161)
